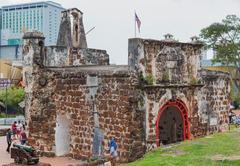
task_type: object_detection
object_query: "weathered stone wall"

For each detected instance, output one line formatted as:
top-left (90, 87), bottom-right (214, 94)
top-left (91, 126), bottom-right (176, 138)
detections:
top-left (142, 86), bottom-right (197, 149)
top-left (57, 8), bottom-right (87, 48)
top-left (52, 8), bottom-right (109, 66)
top-left (26, 52), bottom-right (144, 162)
top-left (29, 68), bottom-right (142, 161)
top-left (23, 11), bottom-right (231, 162)
top-left (45, 46), bottom-right (68, 66)
top-left (140, 74), bottom-right (230, 150)
top-left (68, 48), bottom-right (109, 66)
top-left (128, 38), bottom-right (202, 84)
top-left (198, 70), bottom-right (230, 126)
top-left (44, 47), bottom-right (109, 67)
top-left (27, 69), bottom-right (56, 153)
top-left (128, 37), bottom-right (230, 150)
top-left (22, 31), bottom-right (45, 125)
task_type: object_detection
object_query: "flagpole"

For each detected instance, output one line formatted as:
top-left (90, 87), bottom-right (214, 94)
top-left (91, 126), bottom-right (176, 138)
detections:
top-left (134, 10), bottom-right (136, 38)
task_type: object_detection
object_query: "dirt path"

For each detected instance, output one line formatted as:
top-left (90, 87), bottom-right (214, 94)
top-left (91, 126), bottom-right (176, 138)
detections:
top-left (0, 136), bottom-right (84, 166)
top-left (211, 154), bottom-right (240, 161)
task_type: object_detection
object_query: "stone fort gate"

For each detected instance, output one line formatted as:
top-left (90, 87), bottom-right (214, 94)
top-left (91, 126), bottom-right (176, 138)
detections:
top-left (22, 8), bottom-right (231, 162)
top-left (156, 99), bottom-right (190, 146)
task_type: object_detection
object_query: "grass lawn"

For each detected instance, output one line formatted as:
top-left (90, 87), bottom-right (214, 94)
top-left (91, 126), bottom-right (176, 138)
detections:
top-left (125, 128), bottom-right (240, 166)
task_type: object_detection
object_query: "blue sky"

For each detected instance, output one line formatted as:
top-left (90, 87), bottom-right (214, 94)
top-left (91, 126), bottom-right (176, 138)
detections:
top-left (2, 0), bottom-right (240, 64)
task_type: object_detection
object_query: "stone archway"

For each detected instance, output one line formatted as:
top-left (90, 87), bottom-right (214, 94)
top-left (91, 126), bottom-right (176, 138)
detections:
top-left (156, 99), bottom-right (190, 146)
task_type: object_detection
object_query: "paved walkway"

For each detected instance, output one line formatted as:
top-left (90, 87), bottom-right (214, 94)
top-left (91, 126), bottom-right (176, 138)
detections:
top-left (0, 136), bottom-right (84, 166)
top-left (0, 136), bottom-right (13, 165)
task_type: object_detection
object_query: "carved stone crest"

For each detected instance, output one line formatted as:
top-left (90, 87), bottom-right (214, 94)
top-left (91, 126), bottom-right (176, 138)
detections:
top-left (39, 77), bottom-right (47, 87)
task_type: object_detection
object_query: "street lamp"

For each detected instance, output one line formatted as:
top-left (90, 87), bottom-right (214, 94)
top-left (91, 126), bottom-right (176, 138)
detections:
top-left (0, 79), bottom-right (11, 120)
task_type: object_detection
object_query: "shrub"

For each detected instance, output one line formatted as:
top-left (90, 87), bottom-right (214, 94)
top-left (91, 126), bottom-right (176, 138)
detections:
top-left (0, 86), bottom-right (25, 108)
top-left (190, 76), bottom-right (198, 85)
top-left (139, 72), bottom-right (155, 85)
top-left (162, 72), bottom-right (170, 82)
top-left (145, 74), bottom-right (155, 85)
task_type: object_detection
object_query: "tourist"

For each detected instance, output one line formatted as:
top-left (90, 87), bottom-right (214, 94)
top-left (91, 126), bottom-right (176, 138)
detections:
top-left (218, 120), bottom-right (224, 132)
top-left (228, 109), bottom-right (236, 124)
top-left (20, 130), bottom-right (27, 145)
top-left (16, 120), bottom-right (23, 138)
top-left (22, 120), bottom-right (26, 130)
top-left (6, 128), bottom-right (12, 153)
top-left (11, 121), bottom-right (17, 138)
top-left (108, 137), bottom-right (118, 166)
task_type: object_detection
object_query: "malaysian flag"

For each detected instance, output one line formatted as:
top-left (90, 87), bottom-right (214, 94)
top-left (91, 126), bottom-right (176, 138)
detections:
top-left (135, 12), bottom-right (141, 33)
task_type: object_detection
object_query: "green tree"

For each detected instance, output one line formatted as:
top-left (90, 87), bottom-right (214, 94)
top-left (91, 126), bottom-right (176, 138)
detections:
top-left (0, 86), bottom-right (25, 108)
top-left (200, 15), bottom-right (240, 70)
top-left (200, 15), bottom-right (240, 103)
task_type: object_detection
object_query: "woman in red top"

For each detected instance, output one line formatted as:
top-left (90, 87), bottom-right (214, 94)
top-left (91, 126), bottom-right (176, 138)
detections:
top-left (20, 130), bottom-right (27, 145)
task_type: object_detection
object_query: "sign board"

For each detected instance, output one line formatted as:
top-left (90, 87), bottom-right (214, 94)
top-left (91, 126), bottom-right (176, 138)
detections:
top-left (0, 79), bottom-right (11, 87)
top-left (92, 128), bottom-right (104, 157)
top-left (210, 117), bottom-right (218, 126)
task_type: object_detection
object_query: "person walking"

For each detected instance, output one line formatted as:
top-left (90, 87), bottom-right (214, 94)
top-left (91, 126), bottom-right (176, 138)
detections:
top-left (16, 120), bottom-right (23, 138)
top-left (22, 121), bottom-right (26, 130)
top-left (108, 137), bottom-right (118, 166)
top-left (6, 128), bottom-right (12, 153)
top-left (20, 130), bottom-right (27, 145)
top-left (229, 109), bottom-right (236, 124)
top-left (11, 121), bottom-right (17, 139)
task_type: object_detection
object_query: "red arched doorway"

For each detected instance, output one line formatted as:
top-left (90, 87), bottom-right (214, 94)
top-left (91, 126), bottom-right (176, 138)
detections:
top-left (156, 99), bottom-right (190, 146)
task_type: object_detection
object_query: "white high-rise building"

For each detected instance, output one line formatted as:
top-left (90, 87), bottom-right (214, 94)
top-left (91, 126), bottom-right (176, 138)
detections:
top-left (1, 1), bottom-right (64, 47)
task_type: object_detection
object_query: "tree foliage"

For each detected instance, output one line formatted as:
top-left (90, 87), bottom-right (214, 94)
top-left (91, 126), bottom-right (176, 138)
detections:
top-left (200, 15), bottom-right (240, 68)
top-left (0, 86), bottom-right (25, 107)
top-left (200, 15), bottom-right (240, 104)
